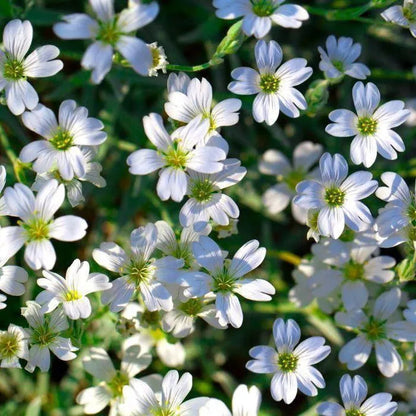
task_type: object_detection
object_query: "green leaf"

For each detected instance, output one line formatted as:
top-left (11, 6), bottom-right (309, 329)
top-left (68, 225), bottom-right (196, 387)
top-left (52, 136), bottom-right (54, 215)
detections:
top-left (25, 397), bottom-right (42, 416)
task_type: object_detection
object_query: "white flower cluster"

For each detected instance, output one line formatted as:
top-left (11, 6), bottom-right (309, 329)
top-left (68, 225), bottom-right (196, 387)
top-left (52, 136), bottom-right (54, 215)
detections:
top-left (1, 0), bottom-right (416, 414)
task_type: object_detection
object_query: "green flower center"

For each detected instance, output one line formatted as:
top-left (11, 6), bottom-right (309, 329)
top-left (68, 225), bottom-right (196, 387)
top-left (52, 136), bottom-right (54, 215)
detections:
top-left (339, 228), bottom-right (356, 242)
top-left (142, 310), bottom-right (161, 326)
top-left (3, 58), bottom-right (25, 80)
top-left (284, 169), bottom-right (305, 191)
top-left (403, 5), bottom-right (416, 21)
top-left (357, 117), bottom-right (377, 136)
top-left (150, 407), bottom-right (179, 416)
top-left (346, 410), bottom-right (365, 416)
top-left (97, 19), bottom-right (121, 46)
top-left (324, 187), bottom-right (345, 207)
top-left (277, 352), bottom-right (298, 372)
top-left (251, 0), bottom-right (275, 17)
top-left (108, 371), bottom-right (130, 397)
top-left (259, 74), bottom-right (280, 94)
top-left (164, 144), bottom-right (188, 170)
top-left (213, 269), bottom-right (235, 293)
top-left (343, 261), bottom-right (365, 281)
top-left (179, 298), bottom-right (203, 316)
top-left (332, 59), bottom-right (345, 72)
top-left (64, 290), bottom-right (82, 301)
top-left (50, 128), bottom-right (74, 151)
top-left (31, 326), bottom-right (56, 347)
top-left (126, 260), bottom-right (155, 285)
top-left (21, 218), bottom-right (50, 242)
top-left (190, 178), bottom-right (215, 203)
top-left (171, 244), bottom-right (194, 269)
top-left (363, 318), bottom-right (385, 342)
top-left (0, 332), bottom-right (20, 359)
top-left (407, 202), bottom-right (416, 222)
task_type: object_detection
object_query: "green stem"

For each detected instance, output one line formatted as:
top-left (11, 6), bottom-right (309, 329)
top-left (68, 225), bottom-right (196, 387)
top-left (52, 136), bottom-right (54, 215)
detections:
top-left (0, 123), bottom-right (26, 182)
top-left (268, 250), bottom-right (302, 266)
top-left (166, 61), bottom-right (217, 73)
top-left (369, 68), bottom-right (415, 80)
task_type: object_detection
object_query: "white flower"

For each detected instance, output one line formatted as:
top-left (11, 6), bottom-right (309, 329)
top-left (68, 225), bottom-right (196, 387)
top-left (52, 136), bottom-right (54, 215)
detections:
top-left (0, 324), bottom-right (29, 368)
top-left (183, 236), bottom-right (274, 328)
top-left (0, 165), bottom-right (7, 215)
top-left (93, 223), bottom-right (183, 312)
top-left (31, 146), bottom-right (106, 207)
top-left (381, 0), bottom-right (416, 37)
top-left (127, 113), bottom-right (227, 202)
top-left (310, 238), bottom-right (395, 311)
top-left (0, 258), bottom-right (28, 309)
top-left (0, 19), bottom-right (63, 115)
top-left (326, 82), bottom-right (410, 167)
top-left (20, 100), bottom-right (107, 181)
top-left (53, 0), bottom-right (159, 83)
top-left (36, 259), bottom-right (111, 320)
top-left (259, 141), bottom-right (322, 223)
top-left (22, 301), bottom-right (78, 372)
top-left (199, 385), bottom-right (262, 416)
top-left (165, 77), bottom-right (241, 139)
top-left (147, 42), bottom-right (168, 76)
top-left (119, 306), bottom-right (187, 367)
top-left (337, 288), bottom-right (416, 377)
top-left (317, 374), bottom-right (398, 416)
top-left (162, 293), bottom-right (227, 338)
top-left (179, 158), bottom-right (246, 230)
top-left (0, 179), bottom-right (88, 270)
top-left (318, 35), bottom-right (370, 80)
top-left (293, 152), bottom-right (378, 239)
top-left (155, 220), bottom-right (211, 269)
top-left (228, 40), bottom-right (312, 125)
top-left (167, 72), bottom-right (191, 94)
top-left (122, 370), bottom-right (210, 416)
top-left (246, 318), bottom-right (331, 404)
top-left (213, 0), bottom-right (309, 38)
top-left (76, 343), bottom-right (152, 415)
top-left (375, 172), bottom-right (416, 247)
top-left (404, 300), bottom-right (416, 323)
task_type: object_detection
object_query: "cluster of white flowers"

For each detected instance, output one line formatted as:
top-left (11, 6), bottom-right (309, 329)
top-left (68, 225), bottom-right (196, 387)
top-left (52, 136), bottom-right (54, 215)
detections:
top-left (1, 0), bottom-right (416, 414)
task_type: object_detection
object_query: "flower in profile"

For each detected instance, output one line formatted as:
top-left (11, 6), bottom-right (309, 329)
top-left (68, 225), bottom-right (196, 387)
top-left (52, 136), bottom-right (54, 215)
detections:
top-left (228, 40), bottom-right (312, 125)
top-left (318, 35), bottom-right (370, 80)
top-left (213, 0), bottom-right (309, 38)
top-left (165, 77), bottom-right (241, 139)
top-left (126, 113), bottom-right (226, 202)
top-left (185, 236), bottom-right (274, 328)
top-left (337, 288), bottom-right (416, 377)
top-left (0, 179), bottom-right (88, 270)
top-left (93, 223), bottom-right (183, 312)
top-left (326, 82), bottom-right (410, 167)
top-left (0, 324), bottom-right (29, 368)
top-left (22, 301), bottom-right (78, 372)
top-left (122, 370), bottom-right (210, 415)
top-left (36, 259), bottom-right (111, 320)
top-left (20, 100), bottom-right (107, 181)
top-left (199, 384), bottom-right (262, 416)
top-left (53, 0), bottom-right (159, 83)
top-left (31, 146), bottom-right (106, 207)
top-left (317, 374), bottom-right (398, 416)
top-left (0, 19), bottom-right (63, 115)
top-left (246, 318), bottom-right (331, 404)
top-left (259, 141), bottom-right (322, 223)
top-left (381, 0), bottom-right (416, 38)
top-left (294, 153), bottom-right (378, 239)
top-left (76, 343), bottom-right (152, 415)
top-left (375, 172), bottom-right (416, 247)
top-left (147, 42), bottom-right (168, 76)
top-left (0, 259), bottom-right (28, 309)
